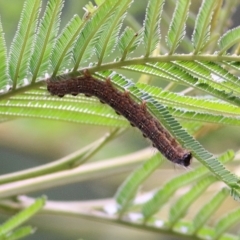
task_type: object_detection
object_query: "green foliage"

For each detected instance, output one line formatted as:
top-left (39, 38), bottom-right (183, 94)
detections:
top-left (0, 197), bottom-right (45, 239)
top-left (118, 27), bottom-right (143, 60)
top-left (219, 26), bottom-right (240, 55)
top-left (192, 0), bottom-right (218, 53)
top-left (30, 0), bottom-right (64, 82)
top-left (72, 0), bottom-right (120, 70)
top-left (143, 0), bottom-right (164, 56)
top-left (166, 0), bottom-right (191, 53)
top-left (0, 18), bottom-right (9, 89)
top-left (141, 150), bottom-right (234, 220)
top-left (115, 153), bottom-right (163, 213)
top-left (8, 0), bottom-right (41, 88)
top-left (191, 188), bottom-right (229, 234)
top-left (1, 0), bottom-right (240, 239)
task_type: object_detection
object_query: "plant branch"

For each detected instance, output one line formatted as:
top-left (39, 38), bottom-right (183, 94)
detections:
top-left (0, 129), bottom-right (122, 185)
top-left (0, 196), bottom-right (203, 240)
top-left (0, 148), bottom-right (153, 199)
top-left (3, 195), bottom-right (237, 240)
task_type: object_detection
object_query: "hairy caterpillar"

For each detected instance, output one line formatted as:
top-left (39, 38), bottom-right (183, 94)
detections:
top-left (47, 71), bottom-right (192, 166)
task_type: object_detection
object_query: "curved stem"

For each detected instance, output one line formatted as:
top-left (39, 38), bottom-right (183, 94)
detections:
top-left (0, 130), bottom-right (121, 185)
top-left (0, 148), bottom-right (153, 199)
top-left (0, 196), bottom-right (209, 240)
top-left (1, 53), bottom-right (240, 101)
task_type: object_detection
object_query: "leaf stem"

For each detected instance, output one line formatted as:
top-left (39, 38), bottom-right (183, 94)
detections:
top-left (0, 196), bottom-right (201, 240)
top-left (0, 148), bottom-right (153, 199)
top-left (0, 130), bottom-right (120, 185)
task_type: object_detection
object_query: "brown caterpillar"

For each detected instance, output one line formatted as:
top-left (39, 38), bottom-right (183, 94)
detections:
top-left (46, 71), bottom-right (192, 167)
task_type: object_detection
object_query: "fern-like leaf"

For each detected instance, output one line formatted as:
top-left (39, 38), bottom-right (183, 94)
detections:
top-left (0, 197), bottom-right (45, 237)
top-left (172, 62), bottom-right (240, 106)
top-left (191, 188), bottom-right (229, 234)
top-left (50, 15), bottom-right (82, 76)
top-left (95, 0), bottom-right (133, 65)
top-left (118, 27), bottom-right (143, 61)
top-left (192, 0), bottom-right (218, 53)
top-left (143, 0), bottom-right (164, 56)
top-left (0, 18), bottom-right (10, 91)
top-left (170, 108), bottom-right (240, 127)
top-left (213, 207), bottom-right (240, 240)
top-left (126, 63), bottom-right (240, 107)
top-left (168, 176), bottom-right (217, 227)
top-left (166, 0), bottom-right (191, 54)
top-left (141, 150), bottom-right (234, 219)
top-left (72, 0), bottom-right (120, 70)
top-left (1, 226), bottom-right (34, 240)
top-left (0, 89), bottom-right (128, 127)
top-left (8, 0), bottom-right (41, 88)
top-left (136, 83), bottom-right (240, 116)
top-left (30, 0), bottom-right (63, 82)
top-left (218, 26), bottom-right (240, 55)
top-left (196, 61), bottom-right (240, 93)
top-left (115, 153), bottom-right (163, 213)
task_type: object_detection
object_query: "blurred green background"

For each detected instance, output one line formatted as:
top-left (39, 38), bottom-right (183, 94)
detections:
top-left (1, 1), bottom-right (240, 239)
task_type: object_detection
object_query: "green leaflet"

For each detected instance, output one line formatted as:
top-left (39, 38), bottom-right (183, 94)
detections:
top-left (72, 0), bottom-right (120, 70)
top-left (196, 61), bottom-right (240, 93)
top-left (95, 0), bottom-right (133, 65)
top-left (30, 0), bottom-right (63, 82)
top-left (0, 197), bottom-right (45, 237)
top-left (0, 18), bottom-right (10, 90)
top-left (166, 0), bottom-right (191, 54)
top-left (230, 188), bottom-right (240, 202)
top-left (0, 90), bottom-right (128, 128)
top-left (224, 61), bottom-right (240, 74)
top-left (136, 83), bottom-right (240, 116)
top-left (8, 0), bottom-right (41, 88)
top-left (175, 62), bottom-right (240, 95)
top-left (125, 63), bottom-right (240, 107)
top-left (169, 108), bottom-right (240, 127)
top-left (168, 176), bottom-right (218, 227)
top-left (118, 27), bottom-right (136, 55)
top-left (173, 222), bottom-right (238, 240)
top-left (115, 153), bottom-right (163, 213)
top-left (143, 0), bottom-right (164, 56)
top-left (136, 83), bottom-right (240, 127)
top-left (219, 26), bottom-right (240, 55)
top-left (50, 15), bottom-right (82, 76)
top-left (141, 150), bottom-right (234, 219)
top-left (213, 207), bottom-right (240, 240)
top-left (191, 188), bottom-right (229, 234)
top-left (174, 61), bottom-right (240, 95)
top-left (192, 0), bottom-right (218, 53)
top-left (156, 61), bottom-right (240, 106)
top-left (84, 0), bottom-right (103, 13)
top-left (124, 63), bottom-right (196, 85)
top-left (136, 83), bottom-right (240, 124)
top-left (0, 226), bottom-right (34, 240)
top-left (117, 27), bottom-right (143, 60)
